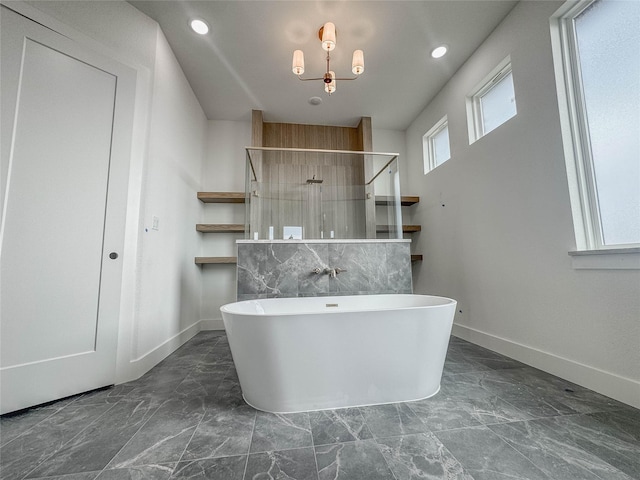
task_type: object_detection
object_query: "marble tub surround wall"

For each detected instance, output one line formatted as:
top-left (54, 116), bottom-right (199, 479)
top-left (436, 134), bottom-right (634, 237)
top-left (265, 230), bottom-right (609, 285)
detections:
top-left (236, 240), bottom-right (412, 300)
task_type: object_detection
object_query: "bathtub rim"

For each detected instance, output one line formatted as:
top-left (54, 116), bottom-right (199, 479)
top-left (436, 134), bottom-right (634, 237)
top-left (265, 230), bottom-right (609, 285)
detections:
top-left (220, 293), bottom-right (457, 317)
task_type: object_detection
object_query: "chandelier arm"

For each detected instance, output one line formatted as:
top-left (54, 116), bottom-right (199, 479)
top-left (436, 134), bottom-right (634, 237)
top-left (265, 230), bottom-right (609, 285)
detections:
top-left (296, 76), bottom-right (326, 81)
top-left (333, 76), bottom-right (360, 81)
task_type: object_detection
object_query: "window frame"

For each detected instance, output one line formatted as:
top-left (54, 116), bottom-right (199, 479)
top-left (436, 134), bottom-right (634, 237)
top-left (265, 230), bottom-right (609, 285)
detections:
top-left (422, 115), bottom-right (450, 174)
top-left (467, 56), bottom-right (516, 144)
top-left (551, 0), bottom-right (640, 253)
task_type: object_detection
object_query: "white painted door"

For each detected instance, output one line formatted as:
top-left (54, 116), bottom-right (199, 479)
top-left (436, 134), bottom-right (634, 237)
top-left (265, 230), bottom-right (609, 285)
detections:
top-left (0, 6), bottom-right (135, 414)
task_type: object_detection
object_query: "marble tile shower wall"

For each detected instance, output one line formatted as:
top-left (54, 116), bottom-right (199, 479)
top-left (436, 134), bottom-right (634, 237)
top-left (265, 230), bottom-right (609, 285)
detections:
top-left (236, 242), bottom-right (412, 300)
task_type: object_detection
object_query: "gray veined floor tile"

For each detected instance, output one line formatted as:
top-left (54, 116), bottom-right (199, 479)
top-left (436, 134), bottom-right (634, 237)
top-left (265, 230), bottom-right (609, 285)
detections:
top-left (467, 356), bottom-right (527, 370)
top-left (0, 402), bottom-right (114, 480)
top-left (359, 402), bottom-right (429, 438)
top-left (181, 403), bottom-right (256, 461)
top-left (250, 412), bottom-right (313, 453)
top-left (171, 455), bottom-right (246, 479)
top-left (406, 396), bottom-right (483, 432)
top-left (173, 365), bottom-right (230, 398)
top-left (134, 365), bottom-right (192, 388)
top-left (201, 346), bottom-right (234, 366)
top-left (245, 447), bottom-right (318, 480)
top-left (588, 407), bottom-right (640, 442)
top-left (315, 440), bottom-right (396, 480)
top-left (205, 375), bottom-right (246, 410)
top-left (155, 352), bottom-right (208, 370)
top-left (0, 405), bottom-right (58, 447)
top-left (435, 426), bottom-right (551, 480)
top-left (434, 375), bottom-right (532, 427)
top-left (106, 397), bottom-right (206, 469)
top-left (72, 385), bottom-right (138, 407)
top-left (309, 408), bottom-right (373, 446)
top-left (478, 367), bottom-right (628, 415)
top-left (27, 472), bottom-right (101, 480)
top-left (446, 342), bottom-right (504, 360)
top-left (126, 372), bottom-right (190, 402)
top-left (462, 372), bottom-right (578, 419)
top-left (376, 432), bottom-right (473, 480)
top-left (96, 464), bottom-right (175, 480)
top-left (186, 331), bottom-right (225, 347)
top-left (488, 419), bottom-right (633, 480)
top-left (442, 360), bottom-right (493, 377)
top-left (538, 413), bottom-right (640, 479)
top-left (438, 373), bottom-right (500, 400)
top-left (25, 398), bottom-right (161, 478)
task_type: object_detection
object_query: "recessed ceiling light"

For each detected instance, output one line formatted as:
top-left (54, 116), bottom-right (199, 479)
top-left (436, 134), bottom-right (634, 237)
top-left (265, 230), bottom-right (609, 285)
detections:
top-left (431, 45), bottom-right (448, 59)
top-left (308, 96), bottom-right (323, 106)
top-left (190, 19), bottom-right (209, 35)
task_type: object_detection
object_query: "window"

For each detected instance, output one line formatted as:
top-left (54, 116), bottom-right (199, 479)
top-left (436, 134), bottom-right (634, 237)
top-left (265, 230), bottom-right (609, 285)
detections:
top-left (467, 57), bottom-right (517, 143)
top-left (423, 116), bottom-right (450, 174)
top-left (552, 0), bottom-right (640, 251)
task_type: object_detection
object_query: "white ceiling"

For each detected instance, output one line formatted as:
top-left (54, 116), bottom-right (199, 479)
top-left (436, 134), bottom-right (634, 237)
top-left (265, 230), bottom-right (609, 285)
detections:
top-left (129, 0), bottom-right (518, 130)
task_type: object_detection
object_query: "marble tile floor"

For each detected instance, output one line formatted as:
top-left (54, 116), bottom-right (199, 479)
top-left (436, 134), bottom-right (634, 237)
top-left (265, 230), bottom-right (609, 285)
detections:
top-left (1, 331), bottom-right (639, 480)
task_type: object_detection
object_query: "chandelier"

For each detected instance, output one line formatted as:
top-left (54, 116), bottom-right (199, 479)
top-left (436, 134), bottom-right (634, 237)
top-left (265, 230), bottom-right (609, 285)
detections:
top-left (291, 22), bottom-right (364, 95)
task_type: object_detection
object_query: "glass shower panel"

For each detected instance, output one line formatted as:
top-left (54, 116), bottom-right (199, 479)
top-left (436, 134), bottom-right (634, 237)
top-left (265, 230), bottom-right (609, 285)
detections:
top-left (245, 148), bottom-right (401, 240)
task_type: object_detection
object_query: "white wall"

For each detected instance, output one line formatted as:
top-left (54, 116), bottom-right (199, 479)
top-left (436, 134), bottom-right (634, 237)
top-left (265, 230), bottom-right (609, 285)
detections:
top-left (372, 127), bottom-right (408, 192)
top-left (200, 120), bottom-right (251, 327)
top-left (19, 0), bottom-right (209, 383)
top-left (405, 0), bottom-right (640, 408)
top-left (130, 29), bottom-right (207, 364)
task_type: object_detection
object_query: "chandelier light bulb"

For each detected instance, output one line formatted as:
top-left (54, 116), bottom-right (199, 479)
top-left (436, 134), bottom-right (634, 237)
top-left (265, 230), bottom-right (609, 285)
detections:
top-left (321, 22), bottom-right (336, 51)
top-left (352, 50), bottom-right (364, 75)
top-left (292, 50), bottom-right (305, 75)
top-left (324, 71), bottom-right (336, 94)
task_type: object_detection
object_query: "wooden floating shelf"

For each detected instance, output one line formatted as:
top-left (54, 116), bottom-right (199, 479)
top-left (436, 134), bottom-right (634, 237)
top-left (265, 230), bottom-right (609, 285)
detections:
top-left (196, 224), bottom-right (245, 233)
top-left (198, 192), bottom-right (419, 206)
top-left (375, 195), bottom-right (420, 206)
top-left (198, 192), bottom-right (245, 203)
top-left (376, 225), bottom-right (422, 233)
top-left (195, 256), bottom-right (237, 265)
top-left (195, 255), bottom-right (422, 265)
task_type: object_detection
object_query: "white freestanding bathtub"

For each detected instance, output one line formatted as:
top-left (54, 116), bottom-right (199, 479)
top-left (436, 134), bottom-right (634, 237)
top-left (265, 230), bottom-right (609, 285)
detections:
top-left (220, 294), bottom-right (457, 413)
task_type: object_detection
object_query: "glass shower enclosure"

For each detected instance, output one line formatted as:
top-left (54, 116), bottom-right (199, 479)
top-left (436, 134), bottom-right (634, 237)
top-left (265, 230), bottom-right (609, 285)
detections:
top-left (245, 147), bottom-right (402, 240)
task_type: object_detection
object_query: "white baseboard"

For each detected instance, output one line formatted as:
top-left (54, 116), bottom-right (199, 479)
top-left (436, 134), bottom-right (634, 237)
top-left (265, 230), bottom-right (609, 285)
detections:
top-left (115, 321), bottom-right (202, 384)
top-left (452, 323), bottom-right (640, 409)
top-left (200, 318), bottom-right (225, 330)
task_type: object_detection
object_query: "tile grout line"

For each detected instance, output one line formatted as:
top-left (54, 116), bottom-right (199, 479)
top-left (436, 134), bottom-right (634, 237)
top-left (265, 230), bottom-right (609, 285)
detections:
top-left (102, 340), bottom-right (219, 475)
top-left (1, 388), bottom-right (93, 450)
top-left (163, 342), bottom-right (227, 472)
top-left (172, 401), bottom-right (209, 472)
top-left (1, 408), bottom-right (59, 450)
top-left (371, 434), bottom-right (400, 480)
top-left (242, 408), bottom-right (258, 480)
top-left (86, 397), bottom-right (167, 476)
top-left (430, 431), bottom-right (477, 480)
top-left (18, 401), bottom-right (121, 480)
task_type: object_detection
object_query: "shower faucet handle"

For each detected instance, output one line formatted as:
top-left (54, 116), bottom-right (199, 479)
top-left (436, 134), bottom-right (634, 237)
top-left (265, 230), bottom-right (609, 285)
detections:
top-left (324, 267), bottom-right (347, 278)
